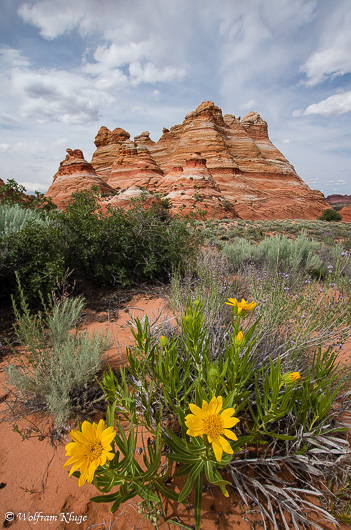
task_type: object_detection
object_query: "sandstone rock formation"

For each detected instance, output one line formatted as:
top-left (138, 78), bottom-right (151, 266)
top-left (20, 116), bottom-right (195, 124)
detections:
top-left (339, 205), bottom-right (351, 222)
top-left (47, 102), bottom-right (330, 219)
top-left (327, 194), bottom-right (351, 207)
top-left (46, 149), bottom-right (113, 207)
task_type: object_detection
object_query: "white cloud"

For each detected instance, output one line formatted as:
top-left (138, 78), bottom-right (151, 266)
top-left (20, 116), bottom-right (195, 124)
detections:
top-left (18, 0), bottom-right (86, 39)
top-left (152, 89), bottom-right (161, 100)
top-left (92, 41), bottom-right (151, 69)
top-left (326, 179), bottom-right (346, 186)
top-left (240, 99), bottom-right (258, 110)
top-left (129, 62), bottom-right (186, 86)
top-left (293, 91), bottom-right (351, 117)
top-left (301, 3), bottom-right (351, 85)
top-left (305, 177), bottom-right (319, 185)
top-left (0, 47), bottom-right (30, 67)
top-left (10, 67), bottom-right (103, 124)
top-left (0, 140), bottom-right (47, 155)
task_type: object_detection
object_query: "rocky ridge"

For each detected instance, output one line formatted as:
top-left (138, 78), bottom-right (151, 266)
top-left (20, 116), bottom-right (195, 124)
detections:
top-left (327, 194), bottom-right (351, 207)
top-left (46, 102), bottom-right (329, 219)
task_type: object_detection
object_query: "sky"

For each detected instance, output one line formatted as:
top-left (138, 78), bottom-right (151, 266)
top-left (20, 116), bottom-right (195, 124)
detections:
top-left (0, 0), bottom-right (350, 197)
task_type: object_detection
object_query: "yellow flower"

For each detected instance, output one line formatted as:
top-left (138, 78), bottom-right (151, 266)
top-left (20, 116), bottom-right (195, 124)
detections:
top-left (185, 396), bottom-right (239, 462)
top-left (235, 330), bottom-right (245, 345)
top-left (226, 298), bottom-right (257, 315)
top-left (64, 419), bottom-right (116, 487)
top-left (283, 371), bottom-right (301, 385)
top-left (159, 335), bottom-right (168, 347)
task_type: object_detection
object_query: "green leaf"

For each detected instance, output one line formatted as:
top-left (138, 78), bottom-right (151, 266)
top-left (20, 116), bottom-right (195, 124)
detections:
top-left (178, 460), bottom-right (204, 503)
top-left (167, 453), bottom-right (204, 465)
top-left (110, 487), bottom-right (137, 512)
top-left (90, 492), bottom-right (120, 504)
top-left (156, 480), bottom-right (179, 502)
top-left (134, 482), bottom-right (160, 503)
top-left (194, 472), bottom-right (203, 530)
top-left (173, 463), bottom-right (193, 478)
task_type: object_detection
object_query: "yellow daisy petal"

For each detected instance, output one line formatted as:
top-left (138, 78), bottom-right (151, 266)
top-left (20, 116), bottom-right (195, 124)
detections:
top-left (70, 430), bottom-right (89, 445)
top-left (68, 458), bottom-right (86, 477)
top-left (222, 416), bottom-right (240, 429)
top-left (223, 429), bottom-right (238, 441)
top-left (189, 403), bottom-right (207, 418)
top-left (212, 439), bottom-right (223, 462)
top-left (63, 420), bottom-right (116, 486)
top-left (81, 421), bottom-right (93, 436)
top-left (220, 408), bottom-right (235, 420)
top-left (218, 435), bottom-right (234, 454)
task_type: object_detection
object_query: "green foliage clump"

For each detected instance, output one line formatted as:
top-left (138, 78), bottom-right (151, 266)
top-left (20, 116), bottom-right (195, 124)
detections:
top-left (0, 214), bottom-right (66, 300)
top-left (0, 188), bottom-right (200, 301)
top-left (60, 189), bottom-right (197, 286)
top-left (318, 208), bottom-right (343, 222)
top-left (4, 284), bottom-right (110, 431)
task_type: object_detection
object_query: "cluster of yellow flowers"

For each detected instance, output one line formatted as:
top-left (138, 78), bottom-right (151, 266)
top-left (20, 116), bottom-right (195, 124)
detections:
top-left (63, 296), bottom-right (301, 480)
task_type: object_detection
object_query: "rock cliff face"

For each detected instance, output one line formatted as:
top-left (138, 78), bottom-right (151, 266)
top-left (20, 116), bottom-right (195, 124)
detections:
top-left (47, 102), bottom-right (330, 219)
top-left (327, 194), bottom-right (351, 207)
top-left (46, 149), bottom-right (112, 207)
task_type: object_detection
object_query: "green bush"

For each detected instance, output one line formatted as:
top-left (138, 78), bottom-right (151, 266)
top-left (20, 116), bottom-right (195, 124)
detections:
top-left (318, 208), bottom-right (343, 221)
top-left (4, 285), bottom-right (110, 431)
top-left (0, 219), bottom-right (67, 300)
top-left (0, 189), bottom-right (200, 301)
top-left (58, 189), bottom-right (200, 286)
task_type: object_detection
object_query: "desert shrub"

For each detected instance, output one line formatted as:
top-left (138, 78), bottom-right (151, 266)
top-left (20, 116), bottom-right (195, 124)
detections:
top-left (65, 297), bottom-right (351, 529)
top-left (0, 219), bottom-right (67, 300)
top-left (170, 248), bottom-right (351, 376)
top-left (0, 203), bottom-right (50, 237)
top-left (59, 189), bottom-right (200, 287)
top-left (4, 285), bottom-right (110, 432)
top-left (222, 234), bottom-right (326, 276)
top-left (0, 189), bottom-right (200, 301)
top-left (318, 208), bottom-right (343, 222)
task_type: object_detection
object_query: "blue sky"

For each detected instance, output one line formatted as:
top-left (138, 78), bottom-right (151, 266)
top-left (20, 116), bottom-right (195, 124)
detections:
top-left (0, 0), bottom-right (350, 196)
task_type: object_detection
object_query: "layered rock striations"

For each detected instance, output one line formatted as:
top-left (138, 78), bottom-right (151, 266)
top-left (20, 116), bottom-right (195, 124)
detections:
top-left (327, 194), bottom-right (351, 207)
top-left (47, 102), bottom-right (329, 219)
top-left (46, 149), bottom-right (112, 207)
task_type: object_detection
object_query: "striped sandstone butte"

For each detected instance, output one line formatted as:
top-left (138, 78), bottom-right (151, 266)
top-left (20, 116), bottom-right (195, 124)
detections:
top-left (47, 102), bottom-right (329, 219)
top-left (46, 149), bottom-right (113, 208)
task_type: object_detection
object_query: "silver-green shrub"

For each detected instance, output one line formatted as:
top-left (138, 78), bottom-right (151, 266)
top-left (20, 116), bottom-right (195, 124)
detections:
top-left (223, 234), bottom-right (324, 273)
top-left (5, 287), bottom-right (111, 431)
top-left (0, 204), bottom-right (50, 238)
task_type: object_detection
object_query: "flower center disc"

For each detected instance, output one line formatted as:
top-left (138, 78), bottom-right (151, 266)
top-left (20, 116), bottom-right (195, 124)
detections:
top-left (86, 442), bottom-right (103, 461)
top-left (203, 415), bottom-right (223, 439)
